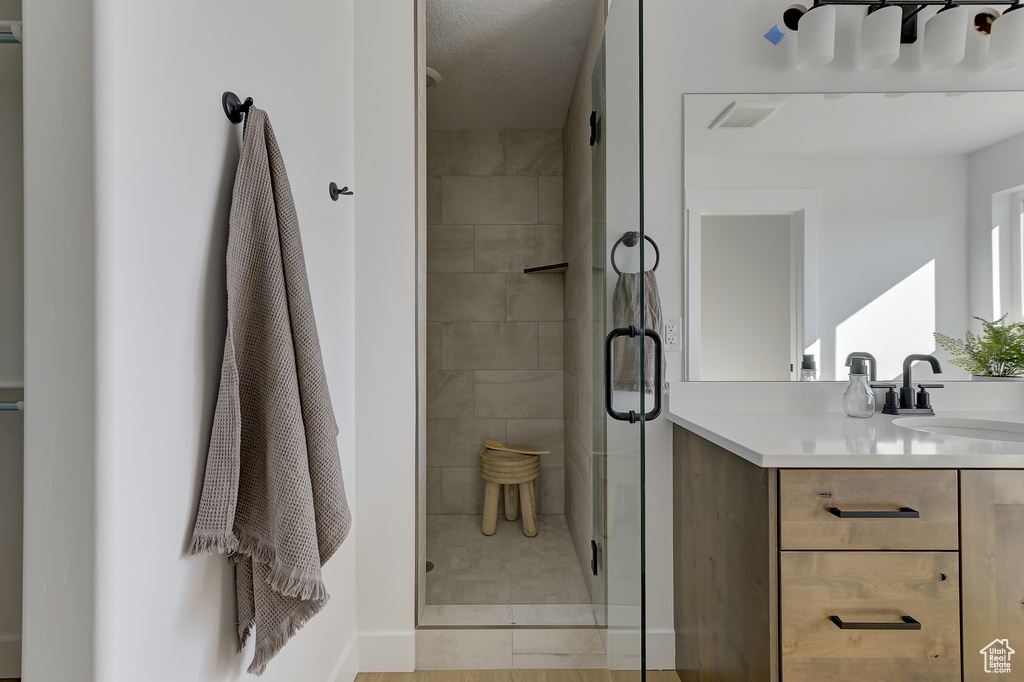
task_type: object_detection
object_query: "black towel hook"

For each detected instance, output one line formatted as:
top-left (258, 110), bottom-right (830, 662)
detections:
top-left (222, 91), bottom-right (253, 124)
top-left (329, 182), bottom-right (354, 200)
top-left (611, 231), bottom-right (659, 275)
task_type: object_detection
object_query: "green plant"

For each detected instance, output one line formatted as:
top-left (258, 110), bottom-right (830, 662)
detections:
top-left (934, 314), bottom-right (1024, 377)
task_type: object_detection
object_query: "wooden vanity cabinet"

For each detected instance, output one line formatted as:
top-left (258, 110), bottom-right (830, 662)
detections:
top-left (674, 425), bottom-right (1024, 682)
top-left (961, 470), bottom-right (1024, 682)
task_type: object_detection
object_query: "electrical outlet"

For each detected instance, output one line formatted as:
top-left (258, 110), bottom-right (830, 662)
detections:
top-left (664, 317), bottom-right (682, 352)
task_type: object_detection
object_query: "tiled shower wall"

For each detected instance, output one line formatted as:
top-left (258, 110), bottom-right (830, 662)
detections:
top-left (426, 130), bottom-right (565, 516)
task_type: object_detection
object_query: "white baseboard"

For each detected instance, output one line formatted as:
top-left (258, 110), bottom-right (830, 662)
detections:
top-left (646, 629), bottom-right (675, 671)
top-left (357, 631), bottom-right (416, 673)
top-left (0, 636), bottom-right (20, 678)
top-left (330, 633), bottom-right (360, 682)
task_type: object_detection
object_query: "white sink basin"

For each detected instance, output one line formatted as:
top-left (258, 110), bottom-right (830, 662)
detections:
top-left (893, 417), bottom-right (1024, 443)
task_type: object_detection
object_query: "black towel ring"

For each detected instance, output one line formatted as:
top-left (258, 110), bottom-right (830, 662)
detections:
top-left (611, 231), bottom-right (659, 275)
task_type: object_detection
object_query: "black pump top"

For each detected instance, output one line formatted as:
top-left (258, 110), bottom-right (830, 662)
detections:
top-left (849, 357), bottom-right (869, 375)
top-left (801, 354), bottom-right (817, 371)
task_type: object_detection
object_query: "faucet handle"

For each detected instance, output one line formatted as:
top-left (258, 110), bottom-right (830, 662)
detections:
top-left (871, 383), bottom-right (899, 410)
top-left (916, 383), bottom-right (944, 410)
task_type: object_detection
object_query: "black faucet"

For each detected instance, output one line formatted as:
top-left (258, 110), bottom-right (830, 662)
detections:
top-left (845, 352), bottom-right (877, 381)
top-left (880, 353), bottom-right (944, 415)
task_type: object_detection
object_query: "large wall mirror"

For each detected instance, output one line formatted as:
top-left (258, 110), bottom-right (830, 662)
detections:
top-left (684, 92), bottom-right (1024, 382)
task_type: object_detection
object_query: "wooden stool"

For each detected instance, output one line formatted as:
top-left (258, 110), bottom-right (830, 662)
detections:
top-left (479, 449), bottom-right (540, 537)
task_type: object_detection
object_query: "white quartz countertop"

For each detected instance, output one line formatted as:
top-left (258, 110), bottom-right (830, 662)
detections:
top-left (666, 382), bottom-right (1024, 468)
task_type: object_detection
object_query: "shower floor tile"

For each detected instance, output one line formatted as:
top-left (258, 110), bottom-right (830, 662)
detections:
top-left (426, 514), bottom-right (591, 606)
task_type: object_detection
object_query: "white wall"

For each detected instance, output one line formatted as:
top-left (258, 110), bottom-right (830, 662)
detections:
top-left (23, 1), bottom-right (360, 680)
top-left (22, 0), bottom-right (98, 678)
top-left (352, 1), bottom-right (418, 672)
top-left (968, 130), bottom-right (1024, 326)
top-left (688, 154), bottom-right (969, 381)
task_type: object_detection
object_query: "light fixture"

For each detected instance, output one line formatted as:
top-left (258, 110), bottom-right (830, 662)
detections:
top-left (774, 1), bottom-right (1024, 71)
top-left (989, 1), bottom-right (1024, 69)
top-left (922, 3), bottom-right (969, 69)
top-left (861, 3), bottom-right (905, 69)
top-left (797, 2), bottom-right (837, 69)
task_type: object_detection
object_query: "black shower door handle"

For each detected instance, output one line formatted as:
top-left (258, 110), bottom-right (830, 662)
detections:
top-left (604, 325), bottom-right (663, 423)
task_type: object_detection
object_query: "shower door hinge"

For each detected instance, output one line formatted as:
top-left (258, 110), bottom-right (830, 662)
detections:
top-left (591, 539), bottom-right (599, 576)
top-left (590, 111), bottom-right (599, 147)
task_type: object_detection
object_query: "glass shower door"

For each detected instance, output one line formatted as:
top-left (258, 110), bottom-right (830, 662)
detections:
top-left (591, 0), bottom-right (655, 679)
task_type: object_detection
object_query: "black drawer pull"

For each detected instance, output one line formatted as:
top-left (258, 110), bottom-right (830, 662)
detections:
top-left (828, 506), bottom-right (920, 519)
top-left (830, 615), bottom-right (921, 630)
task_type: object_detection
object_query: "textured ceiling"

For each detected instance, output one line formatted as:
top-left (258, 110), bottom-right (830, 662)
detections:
top-left (426, 0), bottom-right (600, 130)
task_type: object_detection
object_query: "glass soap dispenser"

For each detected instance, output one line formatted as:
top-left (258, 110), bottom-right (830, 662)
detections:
top-left (843, 357), bottom-right (875, 418)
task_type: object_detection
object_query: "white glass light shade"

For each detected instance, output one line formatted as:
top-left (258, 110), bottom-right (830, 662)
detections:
top-left (989, 7), bottom-right (1024, 70)
top-left (861, 5), bottom-right (903, 69)
top-left (798, 4), bottom-right (837, 69)
top-left (922, 5), bottom-right (969, 70)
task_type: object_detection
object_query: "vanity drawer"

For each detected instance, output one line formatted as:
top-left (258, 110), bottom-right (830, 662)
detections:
top-left (781, 551), bottom-right (961, 682)
top-left (779, 469), bottom-right (958, 550)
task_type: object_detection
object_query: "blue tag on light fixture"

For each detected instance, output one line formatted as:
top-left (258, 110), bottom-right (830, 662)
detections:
top-left (764, 24), bottom-right (786, 45)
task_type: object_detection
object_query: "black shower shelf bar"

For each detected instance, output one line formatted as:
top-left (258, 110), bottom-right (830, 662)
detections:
top-left (524, 262), bottom-right (569, 274)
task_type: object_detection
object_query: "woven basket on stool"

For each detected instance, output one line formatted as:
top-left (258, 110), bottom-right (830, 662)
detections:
top-left (479, 449), bottom-right (540, 537)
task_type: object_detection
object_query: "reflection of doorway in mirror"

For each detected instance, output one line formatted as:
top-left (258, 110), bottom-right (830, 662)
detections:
top-left (700, 214), bottom-right (795, 381)
top-left (684, 188), bottom-right (818, 382)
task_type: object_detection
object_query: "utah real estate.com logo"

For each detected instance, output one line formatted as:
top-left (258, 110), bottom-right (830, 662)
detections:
top-left (980, 639), bottom-right (1015, 674)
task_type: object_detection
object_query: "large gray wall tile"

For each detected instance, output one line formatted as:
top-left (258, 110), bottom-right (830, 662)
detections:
top-left (538, 321), bottom-right (563, 370)
top-left (538, 467), bottom-right (565, 514)
top-left (539, 176), bottom-right (564, 225)
top-left (507, 273), bottom-right (564, 322)
top-left (428, 130), bottom-right (506, 177)
top-left (506, 418), bottom-right (564, 468)
top-left (428, 418), bottom-right (506, 468)
top-left (427, 176), bottom-right (442, 225)
top-left (505, 130), bottom-right (563, 176)
top-left (427, 466), bottom-right (443, 514)
top-left (442, 177), bottom-right (538, 225)
top-left (563, 244), bottom-right (592, 321)
top-left (475, 370), bottom-right (563, 419)
top-left (441, 466), bottom-right (487, 514)
top-left (564, 314), bottom-right (591, 380)
top-left (475, 225), bottom-right (563, 274)
top-left (426, 370), bottom-right (475, 418)
top-left (441, 321), bottom-right (539, 370)
top-left (427, 321), bottom-right (442, 369)
top-left (427, 274), bottom-right (506, 321)
top-left (427, 225), bottom-right (475, 273)
top-left (563, 169), bottom-right (593, 263)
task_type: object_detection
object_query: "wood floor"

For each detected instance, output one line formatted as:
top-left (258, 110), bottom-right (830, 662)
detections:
top-left (357, 671), bottom-right (681, 682)
top-left (0, 668), bottom-right (678, 681)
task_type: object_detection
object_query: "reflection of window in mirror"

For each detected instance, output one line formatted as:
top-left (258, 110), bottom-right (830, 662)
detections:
top-left (1012, 189), bottom-right (1024, 323)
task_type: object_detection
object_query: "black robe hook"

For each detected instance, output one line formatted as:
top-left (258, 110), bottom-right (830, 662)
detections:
top-left (329, 182), bottom-right (354, 200)
top-left (222, 91), bottom-right (253, 124)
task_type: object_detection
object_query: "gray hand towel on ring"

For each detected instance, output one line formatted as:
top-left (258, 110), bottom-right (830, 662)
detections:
top-left (612, 270), bottom-right (664, 395)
